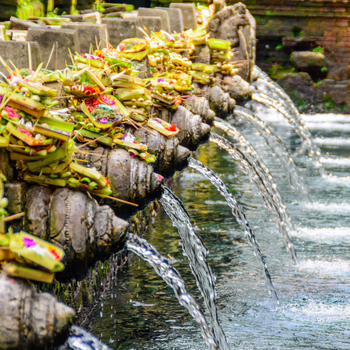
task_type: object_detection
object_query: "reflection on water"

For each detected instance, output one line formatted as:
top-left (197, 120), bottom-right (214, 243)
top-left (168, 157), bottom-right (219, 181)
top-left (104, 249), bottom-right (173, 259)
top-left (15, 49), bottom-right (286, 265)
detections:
top-left (87, 115), bottom-right (350, 349)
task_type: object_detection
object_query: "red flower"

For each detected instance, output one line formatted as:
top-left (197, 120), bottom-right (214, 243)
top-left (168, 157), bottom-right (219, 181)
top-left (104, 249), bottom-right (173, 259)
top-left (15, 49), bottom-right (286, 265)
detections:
top-left (17, 126), bottom-right (33, 137)
top-left (169, 124), bottom-right (177, 132)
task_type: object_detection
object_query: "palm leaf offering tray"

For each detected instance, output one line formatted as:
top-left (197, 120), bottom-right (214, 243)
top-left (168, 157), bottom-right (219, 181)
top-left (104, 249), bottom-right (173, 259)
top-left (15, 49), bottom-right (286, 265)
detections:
top-left (0, 173), bottom-right (65, 283)
top-left (0, 4), bottom-right (238, 211)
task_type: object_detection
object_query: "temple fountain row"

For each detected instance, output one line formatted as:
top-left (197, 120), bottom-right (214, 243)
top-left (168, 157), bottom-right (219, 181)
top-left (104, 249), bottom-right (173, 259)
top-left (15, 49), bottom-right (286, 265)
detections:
top-left (0, 2), bottom-right (327, 349)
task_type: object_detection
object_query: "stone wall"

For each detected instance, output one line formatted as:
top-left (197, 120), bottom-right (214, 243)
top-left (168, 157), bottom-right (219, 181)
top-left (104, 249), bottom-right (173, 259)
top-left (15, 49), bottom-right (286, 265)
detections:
top-left (227, 0), bottom-right (350, 112)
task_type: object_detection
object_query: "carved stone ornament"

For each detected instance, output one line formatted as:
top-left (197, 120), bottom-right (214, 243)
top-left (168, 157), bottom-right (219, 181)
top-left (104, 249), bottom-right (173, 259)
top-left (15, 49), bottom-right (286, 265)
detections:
top-left (207, 2), bottom-right (256, 82)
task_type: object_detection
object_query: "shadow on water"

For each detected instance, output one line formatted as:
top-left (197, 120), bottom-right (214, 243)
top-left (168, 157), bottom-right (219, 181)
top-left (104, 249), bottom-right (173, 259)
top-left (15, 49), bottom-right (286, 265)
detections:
top-left (87, 109), bottom-right (350, 349)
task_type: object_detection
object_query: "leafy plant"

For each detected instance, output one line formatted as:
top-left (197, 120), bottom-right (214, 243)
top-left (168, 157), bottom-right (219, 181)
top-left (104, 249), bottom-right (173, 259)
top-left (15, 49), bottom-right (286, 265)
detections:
top-left (312, 46), bottom-right (323, 53)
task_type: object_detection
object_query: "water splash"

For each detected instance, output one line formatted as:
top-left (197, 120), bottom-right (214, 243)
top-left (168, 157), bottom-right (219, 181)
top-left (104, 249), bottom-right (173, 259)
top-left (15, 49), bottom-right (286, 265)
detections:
top-left (160, 186), bottom-right (229, 350)
top-left (253, 66), bottom-right (325, 176)
top-left (298, 260), bottom-right (350, 275)
top-left (229, 106), bottom-right (310, 201)
top-left (126, 233), bottom-right (217, 350)
top-left (209, 132), bottom-right (298, 264)
top-left (67, 326), bottom-right (110, 350)
top-left (305, 122), bottom-right (350, 132)
top-left (301, 201), bottom-right (350, 213)
top-left (188, 157), bottom-right (279, 304)
top-left (320, 157), bottom-right (350, 166)
top-left (314, 138), bottom-right (350, 147)
top-left (302, 113), bottom-right (350, 123)
top-left (291, 227), bottom-right (350, 244)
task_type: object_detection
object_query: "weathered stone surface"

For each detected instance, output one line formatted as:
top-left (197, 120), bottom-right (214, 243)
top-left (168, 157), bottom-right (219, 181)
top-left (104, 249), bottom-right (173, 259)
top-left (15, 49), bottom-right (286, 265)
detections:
top-left (9, 16), bottom-right (44, 30)
top-left (207, 3), bottom-right (256, 81)
top-left (26, 185), bottom-right (52, 240)
top-left (0, 148), bottom-right (13, 181)
top-left (107, 148), bottom-right (163, 208)
top-left (101, 18), bottom-right (137, 47)
top-left (0, 273), bottom-right (74, 350)
top-left (170, 106), bottom-right (211, 150)
top-left (191, 44), bottom-right (211, 64)
top-left (137, 16), bottom-right (162, 33)
top-left (132, 56), bottom-right (151, 79)
top-left (43, 81), bottom-right (68, 109)
top-left (170, 3), bottom-right (197, 30)
top-left (0, 41), bottom-right (41, 76)
top-left (26, 27), bottom-right (80, 70)
top-left (4, 182), bottom-right (27, 215)
top-left (185, 95), bottom-right (216, 124)
top-left (138, 8), bottom-right (170, 33)
top-left (62, 23), bottom-right (108, 52)
top-left (205, 85), bottom-right (236, 119)
top-left (222, 74), bottom-right (255, 99)
top-left (278, 72), bottom-right (316, 102)
top-left (20, 185), bottom-right (129, 279)
top-left (317, 79), bottom-right (350, 105)
top-left (291, 51), bottom-right (325, 68)
top-left (133, 127), bottom-right (190, 175)
top-left (155, 7), bottom-right (184, 33)
top-left (61, 14), bottom-right (84, 22)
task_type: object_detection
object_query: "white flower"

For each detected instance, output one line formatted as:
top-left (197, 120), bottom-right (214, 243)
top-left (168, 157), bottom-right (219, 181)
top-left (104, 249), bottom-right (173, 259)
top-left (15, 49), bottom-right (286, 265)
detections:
top-left (123, 132), bottom-right (136, 143)
top-left (10, 76), bottom-right (21, 86)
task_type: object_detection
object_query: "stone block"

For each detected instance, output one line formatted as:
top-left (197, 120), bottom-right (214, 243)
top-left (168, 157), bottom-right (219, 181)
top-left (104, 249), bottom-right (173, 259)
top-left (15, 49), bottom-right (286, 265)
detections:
top-left (61, 14), bottom-right (84, 22)
top-left (291, 51), bottom-right (325, 68)
top-left (9, 16), bottom-right (44, 30)
top-left (278, 72), bottom-right (316, 102)
top-left (62, 23), bottom-right (108, 53)
top-left (0, 41), bottom-right (41, 76)
top-left (26, 27), bottom-right (80, 70)
top-left (5, 182), bottom-right (27, 215)
top-left (102, 18), bottom-right (137, 47)
top-left (155, 7), bottom-right (184, 33)
top-left (170, 3), bottom-right (196, 30)
top-left (138, 8), bottom-right (170, 33)
top-left (137, 16), bottom-right (162, 33)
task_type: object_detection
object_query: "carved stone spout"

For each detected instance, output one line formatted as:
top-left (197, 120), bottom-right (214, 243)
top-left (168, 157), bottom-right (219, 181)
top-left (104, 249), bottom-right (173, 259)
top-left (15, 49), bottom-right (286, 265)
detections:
top-left (170, 106), bottom-right (211, 150)
top-left (184, 95), bottom-right (216, 124)
top-left (107, 148), bottom-right (163, 210)
top-left (205, 85), bottom-right (236, 119)
top-left (132, 127), bottom-right (190, 176)
top-left (0, 273), bottom-right (75, 350)
top-left (24, 185), bottom-right (129, 279)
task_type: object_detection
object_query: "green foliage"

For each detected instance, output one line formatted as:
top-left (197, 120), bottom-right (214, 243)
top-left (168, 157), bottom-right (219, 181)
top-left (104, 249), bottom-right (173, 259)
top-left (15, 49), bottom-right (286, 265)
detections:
top-left (323, 95), bottom-right (337, 110)
top-left (276, 44), bottom-right (283, 51)
top-left (269, 64), bottom-right (280, 80)
top-left (313, 46), bottom-right (324, 53)
top-left (321, 67), bottom-right (328, 72)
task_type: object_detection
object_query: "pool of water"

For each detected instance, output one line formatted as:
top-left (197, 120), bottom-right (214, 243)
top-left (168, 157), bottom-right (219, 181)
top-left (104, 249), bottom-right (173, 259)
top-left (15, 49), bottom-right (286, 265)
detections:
top-left (87, 111), bottom-right (350, 350)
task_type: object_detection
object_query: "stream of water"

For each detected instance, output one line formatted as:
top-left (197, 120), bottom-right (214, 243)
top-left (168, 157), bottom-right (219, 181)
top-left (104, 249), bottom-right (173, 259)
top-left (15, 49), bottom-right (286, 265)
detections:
top-left (87, 109), bottom-right (350, 349)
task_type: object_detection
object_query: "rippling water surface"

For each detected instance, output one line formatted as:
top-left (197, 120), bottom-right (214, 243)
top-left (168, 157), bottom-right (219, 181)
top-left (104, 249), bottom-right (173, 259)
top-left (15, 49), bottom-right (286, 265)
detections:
top-left (88, 112), bottom-right (350, 349)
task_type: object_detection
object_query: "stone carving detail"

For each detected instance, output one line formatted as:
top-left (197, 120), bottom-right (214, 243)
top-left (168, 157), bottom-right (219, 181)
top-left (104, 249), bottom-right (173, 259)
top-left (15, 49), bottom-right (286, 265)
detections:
top-left (205, 85), bottom-right (236, 119)
top-left (0, 273), bottom-right (75, 350)
top-left (207, 2), bottom-right (256, 82)
top-left (170, 106), bottom-right (211, 150)
top-left (24, 186), bottom-right (129, 279)
top-left (132, 128), bottom-right (190, 176)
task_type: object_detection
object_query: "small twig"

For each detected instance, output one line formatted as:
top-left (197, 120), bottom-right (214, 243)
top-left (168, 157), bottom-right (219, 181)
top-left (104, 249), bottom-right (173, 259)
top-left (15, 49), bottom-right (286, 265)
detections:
top-left (55, 41), bottom-right (58, 71)
top-left (76, 134), bottom-right (109, 149)
top-left (45, 43), bottom-right (56, 70)
top-left (4, 212), bottom-right (25, 222)
top-left (98, 193), bottom-right (139, 207)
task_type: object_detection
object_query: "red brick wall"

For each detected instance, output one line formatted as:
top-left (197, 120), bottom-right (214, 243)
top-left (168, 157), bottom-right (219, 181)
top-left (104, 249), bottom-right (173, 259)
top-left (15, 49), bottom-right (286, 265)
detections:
top-left (228, 0), bottom-right (350, 64)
